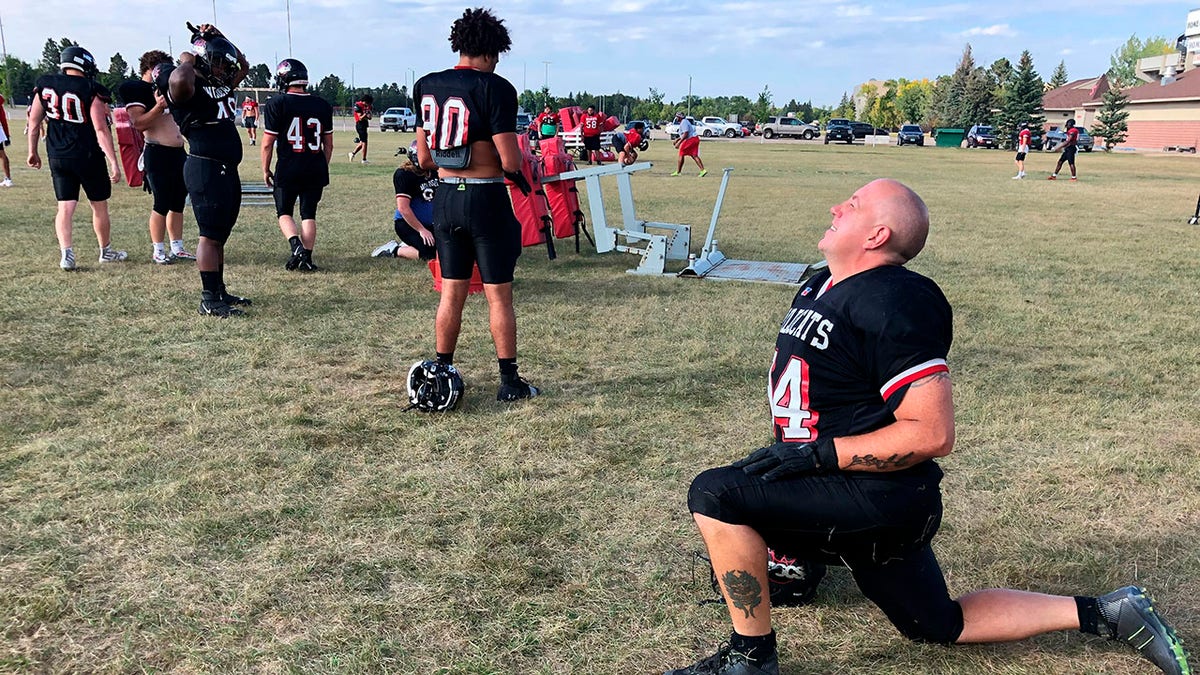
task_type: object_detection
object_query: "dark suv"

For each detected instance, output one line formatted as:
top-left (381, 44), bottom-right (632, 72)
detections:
top-left (966, 124), bottom-right (998, 148)
top-left (824, 122), bottom-right (854, 144)
top-left (1044, 126), bottom-right (1094, 152)
top-left (897, 124), bottom-right (925, 146)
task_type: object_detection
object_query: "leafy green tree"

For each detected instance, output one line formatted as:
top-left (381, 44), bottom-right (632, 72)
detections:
top-left (39, 37), bottom-right (79, 76)
top-left (1091, 83), bottom-right (1130, 151)
top-left (1, 55), bottom-right (38, 102)
top-left (244, 64), bottom-right (272, 88)
top-left (314, 74), bottom-right (348, 108)
top-left (895, 79), bottom-right (933, 127)
top-left (750, 85), bottom-right (773, 124)
top-left (997, 51), bottom-right (1045, 149)
top-left (1049, 60), bottom-right (1068, 89)
top-left (1108, 34), bottom-right (1175, 88)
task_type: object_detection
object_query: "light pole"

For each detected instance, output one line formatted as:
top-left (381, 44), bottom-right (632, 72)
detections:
top-left (407, 68), bottom-right (416, 108)
top-left (285, 0), bottom-right (293, 57)
top-left (687, 75), bottom-right (692, 117)
top-left (542, 61), bottom-right (551, 91)
top-left (0, 9), bottom-right (9, 101)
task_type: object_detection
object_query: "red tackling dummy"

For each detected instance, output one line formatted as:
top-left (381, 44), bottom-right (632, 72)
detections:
top-left (539, 136), bottom-right (585, 240)
top-left (113, 107), bottom-right (145, 187)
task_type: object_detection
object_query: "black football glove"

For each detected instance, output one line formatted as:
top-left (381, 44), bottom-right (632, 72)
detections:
top-left (732, 440), bottom-right (839, 481)
top-left (505, 170), bottom-right (532, 196)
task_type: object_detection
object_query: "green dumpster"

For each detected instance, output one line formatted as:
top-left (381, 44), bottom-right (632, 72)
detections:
top-left (935, 128), bottom-right (965, 148)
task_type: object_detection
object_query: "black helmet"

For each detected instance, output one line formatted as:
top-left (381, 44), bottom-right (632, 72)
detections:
top-left (1066, 118), bottom-right (1076, 128)
top-left (1019, 121), bottom-right (1029, 129)
top-left (406, 140), bottom-right (420, 165)
top-left (59, 46), bottom-right (98, 77)
top-left (191, 36), bottom-right (241, 87)
top-left (275, 58), bottom-right (308, 91)
top-left (406, 360), bottom-right (464, 412)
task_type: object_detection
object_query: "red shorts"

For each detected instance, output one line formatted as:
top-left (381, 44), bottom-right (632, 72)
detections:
top-left (678, 136), bottom-right (700, 157)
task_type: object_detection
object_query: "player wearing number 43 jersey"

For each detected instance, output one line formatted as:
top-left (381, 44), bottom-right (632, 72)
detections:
top-left (28, 45), bottom-right (127, 270)
top-left (260, 58), bottom-right (333, 272)
top-left (667, 179), bottom-right (1190, 675)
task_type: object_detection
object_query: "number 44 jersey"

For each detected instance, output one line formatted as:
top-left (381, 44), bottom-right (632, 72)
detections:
top-left (262, 92), bottom-right (334, 188)
top-left (769, 265), bottom-right (952, 446)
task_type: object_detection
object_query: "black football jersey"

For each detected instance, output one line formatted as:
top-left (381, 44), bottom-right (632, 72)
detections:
top-left (117, 79), bottom-right (155, 110)
top-left (158, 66), bottom-right (241, 163)
top-left (34, 74), bottom-right (109, 159)
top-left (262, 92), bottom-right (334, 185)
top-left (413, 67), bottom-right (517, 151)
top-left (769, 265), bottom-right (952, 446)
top-left (393, 168), bottom-right (438, 225)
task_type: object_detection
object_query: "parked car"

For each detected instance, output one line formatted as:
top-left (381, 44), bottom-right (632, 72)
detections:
top-left (700, 116), bottom-right (743, 138)
top-left (896, 124), bottom-right (925, 146)
top-left (516, 112), bottom-right (533, 134)
top-left (966, 124), bottom-right (998, 148)
top-left (823, 122), bottom-right (855, 144)
top-left (848, 121), bottom-right (887, 138)
top-left (380, 107), bottom-right (416, 132)
top-left (761, 116), bottom-right (820, 140)
top-left (666, 116), bottom-right (717, 140)
top-left (1044, 126), bottom-right (1094, 152)
top-left (827, 118), bottom-right (852, 128)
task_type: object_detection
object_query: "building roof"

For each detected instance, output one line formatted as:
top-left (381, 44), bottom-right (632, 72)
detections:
top-left (1107, 69), bottom-right (1200, 104)
top-left (1043, 77), bottom-right (1109, 111)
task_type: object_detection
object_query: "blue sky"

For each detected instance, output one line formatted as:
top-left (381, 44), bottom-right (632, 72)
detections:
top-left (2, 0), bottom-right (1191, 107)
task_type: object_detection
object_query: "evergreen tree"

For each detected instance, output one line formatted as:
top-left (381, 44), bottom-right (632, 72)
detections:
top-left (244, 64), bottom-right (272, 88)
top-left (1050, 60), bottom-right (1068, 89)
top-left (997, 51), bottom-right (1045, 149)
top-left (39, 37), bottom-right (79, 76)
top-left (99, 52), bottom-right (130, 91)
top-left (939, 44), bottom-right (975, 128)
top-left (1091, 83), bottom-right (1130, 151)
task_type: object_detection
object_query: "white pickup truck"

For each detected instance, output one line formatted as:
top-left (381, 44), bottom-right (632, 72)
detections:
top-left (380, 107), bottom-right (416, 132)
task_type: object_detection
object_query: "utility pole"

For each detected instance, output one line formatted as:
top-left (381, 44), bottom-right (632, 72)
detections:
top-left (0, 9), bottom-right (9, 101)
top-left (286, 0), bottom-right (293, 57)
top-left (687, 75), bottom-right (692, 117)
top-left (542, 61), bottom-right (551, 91)
top-left (212, 0), bottom-right (217, 22)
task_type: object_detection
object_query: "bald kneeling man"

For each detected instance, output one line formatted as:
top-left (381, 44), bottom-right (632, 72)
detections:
top-left (664, 179), bottom-right (1191, 675)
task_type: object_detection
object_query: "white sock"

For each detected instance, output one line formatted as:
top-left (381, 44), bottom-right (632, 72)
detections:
top-left (61, 247), bottom-right (73, 260)
top-left (153, 242), bottom-right (166, 256)
top-left (170, 239), bottom-right (185, 253)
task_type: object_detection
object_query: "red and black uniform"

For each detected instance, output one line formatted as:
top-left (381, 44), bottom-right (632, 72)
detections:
top-left (392, 167), bottom-right (439, 260)
top-left (413, 66), bottom-right (521, 284)
top-left (623, 127), bottom-right (643, 153)
top-left (1060, 126), bottom-right (1079, 163)
top-left (241, 98), bottom-right (258, 128)
top-left (0, 92), bottom-right (11, 144)
top-left (34, 73), bottom-right (112, 201)
top-left (262, 91), bottom-right (333, 220)
top-left (353, 99), bottom-right (371, 140)
top-left (1016, 127), bottom-right (1032, 161)
top-left (118, 78), bottom-right (187, 214)
top-left (535, 111), bottom-right (558, 139)
top-left (581, 111), bottom-right (603, 153)
top-left (158, 65), bottom-right (242, 242)
top-left (689, 264), bottom-right (966, 645)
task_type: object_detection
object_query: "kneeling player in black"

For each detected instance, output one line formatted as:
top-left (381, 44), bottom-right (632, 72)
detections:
top-left (666, 179), bottom-right (1190, 675)
top-left (260, 58), bottom-right (333, 272)
top-left (27, 45), bottom-right (126, 270)
top-left (414, 7), bottom-right (538, 401)
top-left (373, 141), bottom-right (438, 262)
top-left (164, 24), bottom-right (250, 317)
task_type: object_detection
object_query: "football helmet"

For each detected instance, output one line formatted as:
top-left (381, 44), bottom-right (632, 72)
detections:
top-left (406, 140), bottom-right (420, 165)
top-left (191, 36), bottom-right (241, 88)
top-left (59, 46), bottom-right (98, 77)
top-left (1066, 118), bottom-right (1076, 129)
top-left (406, 360), bottom-right (465, 412)
top-left (275, 58), bottom-right (309, 91)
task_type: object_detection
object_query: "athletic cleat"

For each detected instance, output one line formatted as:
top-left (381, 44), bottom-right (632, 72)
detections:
top-left (1047, 175), bottom-right (1057, 180)
top-left (496, 377), bottom-right (540, 402)
top-left (198, 292), bottom-right (244, 318)
top-left (99, 246), bottom-right (128, 263)
top-left (249, 139), bottom-right (255, 146)
top-left (670, 171), bottom-right (681, 176)
top-left (663, 643), bottom-right (779, 675)
top-left (152, 250), bottom-right (174, 265)
top-left (361, 159), bottom-right (370, 164)
top-left (348, 151), bottom-right (355, 162)
top-left (372, 240), bottom-right (401, 258)
top-left (285, 242), bottom-right (304, 270)
top-left (298, 259), bottom-right (320, 272)
top-left (1, 178), bottom-right (13, 187)
top-left (698, 169), bottom-right (708, 177)
top-left (1098, 586), bottom-right (1190, 675)
top-left (1070, 177), bottom-right (1078, 181)
top-left (171, 248), bottom-right (196, 261)
top-left (60, 249), bottom-right (76, 271)
top-left (1012, 175), bottom-right (1022, 180)
top-left (219, 287), bottom-right (252, 307)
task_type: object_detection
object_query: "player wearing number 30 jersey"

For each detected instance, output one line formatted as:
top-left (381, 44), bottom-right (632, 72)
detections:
top-left (261, 58), bottom-right (333, 272)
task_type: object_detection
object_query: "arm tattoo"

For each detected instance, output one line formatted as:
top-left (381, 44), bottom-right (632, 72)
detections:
top-left (846, 452), bottom-right (917, 470)
top-left (721, 570), bottom-right (763, 619)
top-left (909, 371), bottom-right (950, 387)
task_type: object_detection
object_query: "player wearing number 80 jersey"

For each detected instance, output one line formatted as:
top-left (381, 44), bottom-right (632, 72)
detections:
top-left (261, 58), bottom-right (333, 272)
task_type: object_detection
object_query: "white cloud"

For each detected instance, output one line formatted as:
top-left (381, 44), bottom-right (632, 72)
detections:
top-left (836, 4), bottom-right (874, 18)
top-left (1060, 48), bottom-right (1074, 55)
top-left (959, 24), bottom-right (1015, 37)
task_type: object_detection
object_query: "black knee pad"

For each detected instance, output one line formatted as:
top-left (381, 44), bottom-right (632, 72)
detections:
top-left (687, 466), bottom-right (736, 520)
top-left (891, 599), bottom-right (963, 645)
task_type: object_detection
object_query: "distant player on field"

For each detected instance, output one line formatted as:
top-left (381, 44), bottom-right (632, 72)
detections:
top-left (261, 58), bottom-right (334, 272)
top-left (27, 45), bottom-right (127, 270)
top-left (241, 95), bottom-right (258, 145)
top-left (672, 111), bottom-right (707, 177)
top-left (1048, 118), bottom-right (1079, 181)
top-left (1012, 122), bottom-right (1031, 180)
top-left (119, 50), bottom-right (197, 265)
top-left (0, 92), bottom-right (13, 186)
top-left (348, 93), bottom-right (373, 164)
top-left (613, 121), bottom-right (644, 166)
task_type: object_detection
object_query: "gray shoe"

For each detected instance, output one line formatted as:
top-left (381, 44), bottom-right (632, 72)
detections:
top-left (99, 246), bottom-right (128, 263)
top-left (1098, 586), bottom-right (1190, 675)
top-left (60, 249), bottom-right (76, 271)
top-left (372, 240), bottom-right (400, 258)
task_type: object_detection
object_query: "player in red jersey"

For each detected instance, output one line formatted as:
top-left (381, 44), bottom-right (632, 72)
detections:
top-left (1013, 121), bottom-right (1031, 179)
top-left (241, 96), bottom-right (258, 145)
top-left (665, 179), bottom-right (1190, 675)
top-left (580, 104), bottom-right (604, 164)
top-left (1048, 118), bottom-right (1080, 181)
top-left (0, 92), bottom-right (12, 186)
top-left (348, 93), bottom-right (373, 163)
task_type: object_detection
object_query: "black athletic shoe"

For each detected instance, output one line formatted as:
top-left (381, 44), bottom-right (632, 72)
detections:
top-left (663, 644), bottom-right (779, 675)
top-left (285, 243), bottom-right (304, 270)
top-left (1099, 586), bottom-right (1190, 675)
top-left (219, 287), bottom-right (252, 307)
top-left (297, 258), bottom-right (320, 272)
top-left (198, 292), bottom-right (244, 318)
top-left (496, 377), bottom-right (540, 401)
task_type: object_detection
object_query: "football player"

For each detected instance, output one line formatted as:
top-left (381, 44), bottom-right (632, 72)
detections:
top-left (372, 141), bottom-right (438, 262)
top-left (0, 92), bottom-right (12, 186)
top-left (413, 7), bottom-right (539, 402)
top-left (118, 50), bottom-right (196, 265)
top-left (1048, 118), bottom-right (1080, 181)
top-left (163, 23), bottom-right (251, 317)
top-left (241, 96), bottom-right (258, 146)
top-left (27, 45), bottom-right (127, 270)
top-left (348, 93), bottom-right (372, 164)
top-left (260, 58), bottom-right (334, 272)
top-left (666, 179), bottom-right (1190, 675)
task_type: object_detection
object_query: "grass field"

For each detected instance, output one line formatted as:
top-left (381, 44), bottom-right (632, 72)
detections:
top-left (2, 129), bottom-right (1200, 674)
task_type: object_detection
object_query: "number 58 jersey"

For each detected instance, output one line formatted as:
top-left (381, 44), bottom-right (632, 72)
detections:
top-left (33, 74), bottom-right (109, 160)
top-left (769, 265), bottom-right (952, 445)
top-left (262, 92), bottom-right (334, 187)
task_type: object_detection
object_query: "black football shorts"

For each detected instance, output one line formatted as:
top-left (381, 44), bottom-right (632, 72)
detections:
top-left (183, 155), bottom-right (240, 242)
top-left (50, 155), bottom-right (111, 202)
top-left (433, 182), bottom-right (520, 284)
top-left (142, 143), bottom-right (188, 215)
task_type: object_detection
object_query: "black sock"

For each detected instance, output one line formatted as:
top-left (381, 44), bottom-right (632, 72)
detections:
top-left (499, 358), bottom-right (518, 382)
top-left (436, 352), bottom-right (454, 366)
top-left (1076, 596), bottom-right (1102, 636)
top-left (729, 630), bottom-right (776, 661)
top-left (200, 270), bottom-right (221, 296)
top-left (289, 236), bottom-right (302, 251)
